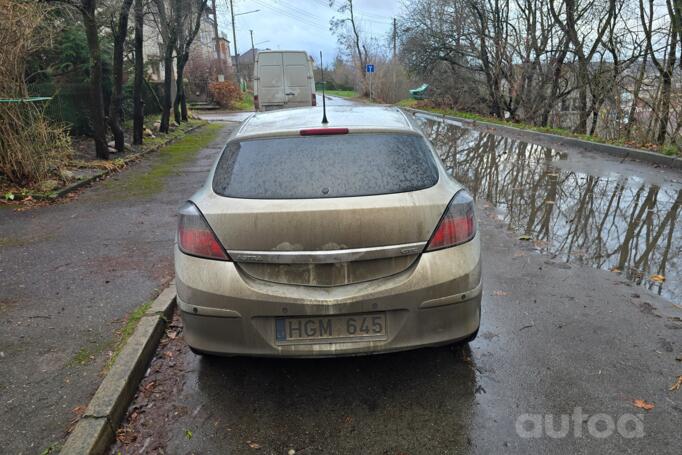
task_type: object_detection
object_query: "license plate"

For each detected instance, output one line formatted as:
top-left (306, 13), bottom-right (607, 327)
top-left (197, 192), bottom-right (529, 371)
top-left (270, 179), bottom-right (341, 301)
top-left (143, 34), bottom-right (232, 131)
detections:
top-left (275, 313), bottom-right (387, 345)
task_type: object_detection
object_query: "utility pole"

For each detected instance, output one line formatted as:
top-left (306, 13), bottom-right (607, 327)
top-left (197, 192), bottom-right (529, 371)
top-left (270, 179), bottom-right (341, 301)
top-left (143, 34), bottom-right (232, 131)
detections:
top-left (230, 0), bottom-right (239, 83)
top-left (211, 0), bottom-right (223, 81)
top-left (392, 17), bottom-right (397, 101)
top-left (250, 29), bottom-right (255, 66)
top-left (392, 17), bottom-right (397, 60)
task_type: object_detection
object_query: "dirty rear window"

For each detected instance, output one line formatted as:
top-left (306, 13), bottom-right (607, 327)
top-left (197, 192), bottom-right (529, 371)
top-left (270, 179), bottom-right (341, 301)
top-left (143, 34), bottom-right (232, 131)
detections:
top-left (212, 134), bottom-right (439, 199)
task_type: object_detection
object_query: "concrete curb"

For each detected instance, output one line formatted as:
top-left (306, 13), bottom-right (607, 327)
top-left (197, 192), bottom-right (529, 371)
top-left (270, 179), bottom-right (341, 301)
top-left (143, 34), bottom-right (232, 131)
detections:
top-left (401, 107), bottom-right (682, 170)
top-left (34, 124), bottom-right (205, 201)
top-left (60, 282), bottom-right (177, 455)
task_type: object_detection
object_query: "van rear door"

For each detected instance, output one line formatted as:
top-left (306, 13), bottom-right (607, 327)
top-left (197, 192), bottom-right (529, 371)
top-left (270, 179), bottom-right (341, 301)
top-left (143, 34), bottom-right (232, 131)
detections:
top-left (257, 53), bottom-right (285, 106)
top-left (283, 52), bottom-right (312, 106)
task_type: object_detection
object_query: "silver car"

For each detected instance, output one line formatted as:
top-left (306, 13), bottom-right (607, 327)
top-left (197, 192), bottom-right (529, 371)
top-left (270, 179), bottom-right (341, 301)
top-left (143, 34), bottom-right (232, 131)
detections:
top-left (174, 106), bottom-right (481, 357)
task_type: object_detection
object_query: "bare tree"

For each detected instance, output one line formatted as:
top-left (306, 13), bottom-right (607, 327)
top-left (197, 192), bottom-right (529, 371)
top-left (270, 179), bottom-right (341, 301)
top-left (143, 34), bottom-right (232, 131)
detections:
top-left (639, 0), bottom-right (680, 144)
top-left (132, 0), bottom-right (144, 145)
top-left (49, 0), bottom-right (109, 158)
top-left (330, 0), bottom-right (369, 95)
top-left (150, 0), bottom-right (177, 133)
top-left (173, 0), bottom-right (208, 123)
top-left (399, 0), bottom-right (682, 148)
top-left (549, 0), bottom-right (617, 134)
top-left (108, 0), bottom-right (134, 153)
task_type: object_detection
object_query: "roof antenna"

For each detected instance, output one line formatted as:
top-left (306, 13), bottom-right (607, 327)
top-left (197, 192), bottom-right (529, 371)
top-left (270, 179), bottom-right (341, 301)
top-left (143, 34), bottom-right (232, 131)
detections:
top-left (320, 51), bottom-right (328, 124)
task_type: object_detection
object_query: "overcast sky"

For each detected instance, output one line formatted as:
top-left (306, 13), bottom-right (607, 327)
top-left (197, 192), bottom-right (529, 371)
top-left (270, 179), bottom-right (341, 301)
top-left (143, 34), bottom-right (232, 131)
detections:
top-left (214, 0), bottom-right (403, 64)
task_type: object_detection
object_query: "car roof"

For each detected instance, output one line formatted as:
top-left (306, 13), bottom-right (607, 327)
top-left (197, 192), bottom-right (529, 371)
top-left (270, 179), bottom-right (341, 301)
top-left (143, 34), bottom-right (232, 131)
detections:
top-left (235, 106), bottom-right (420, 139)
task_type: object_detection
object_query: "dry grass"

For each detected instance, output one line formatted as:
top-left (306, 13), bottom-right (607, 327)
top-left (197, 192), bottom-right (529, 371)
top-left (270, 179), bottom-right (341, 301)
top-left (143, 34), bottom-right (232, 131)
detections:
top-left (0, 0), bottom-right (72, 186)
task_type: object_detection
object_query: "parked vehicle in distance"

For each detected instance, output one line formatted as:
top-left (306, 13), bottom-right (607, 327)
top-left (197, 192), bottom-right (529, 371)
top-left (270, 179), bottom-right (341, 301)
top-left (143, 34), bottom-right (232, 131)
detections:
top-left (174, 106), bottom-right (482, 357)
top-left (253, 50), bottom-right (316, 111)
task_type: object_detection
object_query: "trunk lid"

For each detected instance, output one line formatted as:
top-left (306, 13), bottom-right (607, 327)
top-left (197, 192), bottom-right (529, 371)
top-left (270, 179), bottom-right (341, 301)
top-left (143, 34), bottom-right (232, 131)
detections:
top-left (198, 187), bottom-right (452, 286)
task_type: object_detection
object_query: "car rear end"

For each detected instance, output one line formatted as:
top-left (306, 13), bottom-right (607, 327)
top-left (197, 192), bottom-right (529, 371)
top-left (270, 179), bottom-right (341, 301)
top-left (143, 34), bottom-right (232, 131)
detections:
top-left (174, 114), bottom-right (481, 357)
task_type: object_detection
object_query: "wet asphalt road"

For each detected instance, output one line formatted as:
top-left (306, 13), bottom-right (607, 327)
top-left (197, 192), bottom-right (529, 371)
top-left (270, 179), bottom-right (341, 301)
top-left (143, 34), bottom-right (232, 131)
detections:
top-left (0, 124), bottom-right (238, 454)
top-left (115, 217), bottom-right (682, 454)
top-left (109, 112), bottom-right (682, 454)
top-left (315, 94), bottom-right (356, 107)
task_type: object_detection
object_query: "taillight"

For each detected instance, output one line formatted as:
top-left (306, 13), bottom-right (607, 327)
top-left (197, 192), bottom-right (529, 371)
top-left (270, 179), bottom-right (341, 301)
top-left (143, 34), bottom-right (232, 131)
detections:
top-left (311, 93), bottom-right (317, 106)
top-left (254, 94), bottom-right (259, 110)
top-left (177, 202), bottom-right (230, 261)
top-left (425, 190), bottom-right (476, 251)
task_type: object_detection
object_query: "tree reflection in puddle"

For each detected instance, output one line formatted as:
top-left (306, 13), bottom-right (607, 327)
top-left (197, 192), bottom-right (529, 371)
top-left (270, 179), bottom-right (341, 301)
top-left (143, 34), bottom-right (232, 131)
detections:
top-left (419, 117), bottom-right (682, 302)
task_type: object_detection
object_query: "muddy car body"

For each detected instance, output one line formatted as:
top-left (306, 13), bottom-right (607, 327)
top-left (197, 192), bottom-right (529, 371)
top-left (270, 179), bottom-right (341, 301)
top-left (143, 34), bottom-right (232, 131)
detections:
top-left (174, 106), bottom-right (481, 357)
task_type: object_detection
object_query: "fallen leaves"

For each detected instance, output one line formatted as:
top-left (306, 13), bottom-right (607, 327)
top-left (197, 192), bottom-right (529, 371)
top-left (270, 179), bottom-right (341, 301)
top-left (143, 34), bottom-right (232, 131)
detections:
top-left (632, 399), bottom-right (655, 411)
top-left (670, 376), bottom-right (682, 392)
top-left (649, 274), bottom-right (666, 283)
top-left (67, 405), bottom-right (87, 434)
top-left (142, 380), bottom-right (156, 393)
top-left (247, 441), bottom-right (262, 449)
top-left (518, 234), bottom-right (532, 241)
top-left (492, 290), bottom-right (510, 296)
top-left (115, 426), bottom-right (137, 445)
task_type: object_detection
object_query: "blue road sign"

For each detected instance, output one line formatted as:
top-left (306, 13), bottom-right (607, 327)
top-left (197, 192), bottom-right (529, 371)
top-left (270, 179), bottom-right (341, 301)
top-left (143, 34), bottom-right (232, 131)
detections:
top-left (366, 64), bottom-right (375, 73)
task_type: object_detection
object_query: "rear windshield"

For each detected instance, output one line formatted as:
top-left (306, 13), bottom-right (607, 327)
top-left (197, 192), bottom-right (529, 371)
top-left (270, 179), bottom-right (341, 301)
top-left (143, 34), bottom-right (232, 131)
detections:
top-left (212, 133), bottom-right (439, 199)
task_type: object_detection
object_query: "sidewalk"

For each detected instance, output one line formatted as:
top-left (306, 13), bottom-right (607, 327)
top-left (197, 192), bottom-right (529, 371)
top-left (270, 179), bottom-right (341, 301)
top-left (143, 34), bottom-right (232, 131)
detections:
top-left (0, 123), bottom-right (235, 454)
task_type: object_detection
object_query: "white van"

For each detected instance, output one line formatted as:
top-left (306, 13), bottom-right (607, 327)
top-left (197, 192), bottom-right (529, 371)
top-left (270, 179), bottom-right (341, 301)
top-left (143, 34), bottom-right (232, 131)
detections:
top-left (253, 50), bottom-right (316, 111)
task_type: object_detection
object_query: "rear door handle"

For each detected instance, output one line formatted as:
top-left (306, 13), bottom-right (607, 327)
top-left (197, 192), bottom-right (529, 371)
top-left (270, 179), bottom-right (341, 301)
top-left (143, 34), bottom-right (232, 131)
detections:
top-left (285, 92), bottom-right (295, 96)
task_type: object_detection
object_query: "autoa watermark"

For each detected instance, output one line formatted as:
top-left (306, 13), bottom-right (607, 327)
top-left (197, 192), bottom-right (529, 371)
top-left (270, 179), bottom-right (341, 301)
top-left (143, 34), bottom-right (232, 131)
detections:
top-left (516, 407), bottom-right (645, 439)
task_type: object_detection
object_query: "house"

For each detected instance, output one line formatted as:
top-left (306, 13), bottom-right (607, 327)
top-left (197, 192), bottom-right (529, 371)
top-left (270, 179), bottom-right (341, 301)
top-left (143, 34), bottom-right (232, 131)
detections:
top-left (143, 3), bottom-right (232, 101)
top-left (232, 48), bottom-right (265, 82)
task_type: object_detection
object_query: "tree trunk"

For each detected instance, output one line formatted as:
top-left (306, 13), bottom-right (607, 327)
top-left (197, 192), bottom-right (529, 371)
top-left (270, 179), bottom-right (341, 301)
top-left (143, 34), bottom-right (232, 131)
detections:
top-left (160, 47), bottom-right (174, 133)
top-left (132, 0), bottom-right (144, 145)
top-left (173, 0), bottom-right (184, 125)
top-left (540, 42), bottom-right (569, 127)
top-left (625, 54), bottom-right (647, 140)
top-left (172, 0), bottom-right (207, 122)
top-left (347, 0), bottom-right (367, 94)
top-left (109, 0), bottom-right (134, 153)
top-left (656, 70), bottom-right (673, 144)
top-left (173, 59), bottom-right (185, 124)
top-left (81, 0), bottom-right (108, 159)
top-left (574, 61), bottom-right (589, 134)
top-left (589, 102), bottom-right (601, 136)
top-left (181, 87), bottom-right (188, 121)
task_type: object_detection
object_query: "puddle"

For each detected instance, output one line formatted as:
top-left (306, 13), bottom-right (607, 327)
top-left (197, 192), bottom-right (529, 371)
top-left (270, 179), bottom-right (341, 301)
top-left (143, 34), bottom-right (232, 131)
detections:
top-left (417, 116), bottom-right (682, 303)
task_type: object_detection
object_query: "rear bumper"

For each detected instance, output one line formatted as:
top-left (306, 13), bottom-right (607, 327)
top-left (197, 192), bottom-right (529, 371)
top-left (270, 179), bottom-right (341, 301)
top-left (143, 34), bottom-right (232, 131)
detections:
top-left (260, 102), bottom-right (314, 111)
top-left (175, 235), bottom-right (481, 357)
